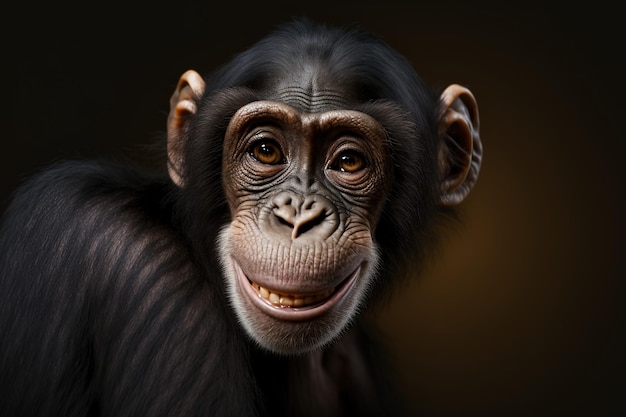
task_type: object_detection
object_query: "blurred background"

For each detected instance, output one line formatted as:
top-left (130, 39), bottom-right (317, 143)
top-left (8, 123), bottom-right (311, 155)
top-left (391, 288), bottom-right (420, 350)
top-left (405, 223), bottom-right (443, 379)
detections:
top-left (1, 1), bottom-right (623, 416)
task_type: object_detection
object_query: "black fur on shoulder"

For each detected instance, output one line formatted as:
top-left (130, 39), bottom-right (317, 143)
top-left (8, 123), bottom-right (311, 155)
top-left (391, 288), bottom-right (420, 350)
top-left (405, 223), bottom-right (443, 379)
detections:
top-left (0, 161), bottom-right (257, 416)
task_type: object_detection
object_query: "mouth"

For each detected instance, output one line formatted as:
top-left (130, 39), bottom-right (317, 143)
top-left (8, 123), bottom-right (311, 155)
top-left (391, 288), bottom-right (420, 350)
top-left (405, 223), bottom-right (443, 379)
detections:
top-left (251, 283), bottom-right (335, 308)
top-left (233, 260), bottom-right (360, 321)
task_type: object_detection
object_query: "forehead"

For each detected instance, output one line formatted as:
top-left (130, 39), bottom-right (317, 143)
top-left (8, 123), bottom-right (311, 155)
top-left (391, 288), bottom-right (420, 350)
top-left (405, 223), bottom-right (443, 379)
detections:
top-left (262, 63), bottom-right (357, 113)
top-left (272, 87), bottom-right (352, 113)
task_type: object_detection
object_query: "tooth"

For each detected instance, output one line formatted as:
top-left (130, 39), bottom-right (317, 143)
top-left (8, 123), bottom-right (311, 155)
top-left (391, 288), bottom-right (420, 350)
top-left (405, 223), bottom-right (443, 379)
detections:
top-left (279, 295), bottom-right (294, 306)
top-left (251, 281), bottom-right (335, 307)
top-left (259, 286), bottom-right (270, 299)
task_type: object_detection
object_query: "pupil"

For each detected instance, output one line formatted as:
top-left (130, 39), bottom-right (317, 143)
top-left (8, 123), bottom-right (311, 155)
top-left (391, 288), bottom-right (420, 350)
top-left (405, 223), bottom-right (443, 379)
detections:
top-left (340, 154), bottom-right (358, 171)
top-left (341, 155), bottom-right (354, 164)
top-left (260, 144), bottom-right (273, 155)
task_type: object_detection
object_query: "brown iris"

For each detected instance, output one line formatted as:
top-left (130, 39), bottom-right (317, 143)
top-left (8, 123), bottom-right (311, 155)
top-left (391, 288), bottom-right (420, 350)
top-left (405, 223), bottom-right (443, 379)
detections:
top-left (250, 141), bottom-right (284, 165)
top-left (336, 151), bottom-right (365, 172)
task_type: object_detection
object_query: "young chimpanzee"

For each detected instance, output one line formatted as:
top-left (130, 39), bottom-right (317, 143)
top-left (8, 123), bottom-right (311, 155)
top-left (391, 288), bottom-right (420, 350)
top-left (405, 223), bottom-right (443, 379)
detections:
top-left (0, 19), bottom-right (481, 417)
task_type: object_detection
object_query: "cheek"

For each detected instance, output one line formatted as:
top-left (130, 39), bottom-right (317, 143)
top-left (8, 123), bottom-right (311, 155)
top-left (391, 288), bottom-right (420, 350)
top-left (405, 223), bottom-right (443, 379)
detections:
top-left (221, 160), bottom-right (262, 212)
top-left (226, 215), bottom-right (267, 272)
top-left (221, 167), bottom-right (239, 215)
top-left (342, 191), bottom-right (390, 233)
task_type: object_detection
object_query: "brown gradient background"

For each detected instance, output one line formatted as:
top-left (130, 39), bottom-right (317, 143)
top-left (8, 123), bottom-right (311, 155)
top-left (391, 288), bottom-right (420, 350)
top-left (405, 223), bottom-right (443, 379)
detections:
top-left (1, 2), bottom-right (624, 416)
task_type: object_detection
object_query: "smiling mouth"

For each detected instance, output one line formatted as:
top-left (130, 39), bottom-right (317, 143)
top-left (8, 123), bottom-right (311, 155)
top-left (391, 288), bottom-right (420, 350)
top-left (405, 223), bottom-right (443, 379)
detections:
top-left (232, 260), bottom-right (361, 321)
top-left (250, 282), bottom-right (335, 308)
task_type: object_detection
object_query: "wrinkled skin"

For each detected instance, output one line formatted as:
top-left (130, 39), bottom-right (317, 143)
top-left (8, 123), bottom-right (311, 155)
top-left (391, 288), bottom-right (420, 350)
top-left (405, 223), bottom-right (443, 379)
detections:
top-left (218, 100), bottom-right (392, 354)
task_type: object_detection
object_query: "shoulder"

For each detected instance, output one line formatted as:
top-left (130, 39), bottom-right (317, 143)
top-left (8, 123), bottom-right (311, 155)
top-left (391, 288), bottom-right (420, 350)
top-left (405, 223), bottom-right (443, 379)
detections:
top-left (12, 159), bottom-right (163, 204)
top-left (4, 160), bottom-right (170, 225)
top-left (0, 160), bottom-right (179, 269)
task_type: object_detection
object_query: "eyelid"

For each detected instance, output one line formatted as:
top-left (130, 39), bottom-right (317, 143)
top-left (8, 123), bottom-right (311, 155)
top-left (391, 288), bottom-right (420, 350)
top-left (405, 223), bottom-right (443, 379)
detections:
top-left (245, 128), bottom-right (280, 150)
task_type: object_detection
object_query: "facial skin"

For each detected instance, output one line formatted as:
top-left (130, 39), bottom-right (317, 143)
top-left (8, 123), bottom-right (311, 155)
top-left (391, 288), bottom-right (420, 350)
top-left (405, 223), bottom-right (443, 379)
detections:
top-left (218, 99), bottom-right (393, 355)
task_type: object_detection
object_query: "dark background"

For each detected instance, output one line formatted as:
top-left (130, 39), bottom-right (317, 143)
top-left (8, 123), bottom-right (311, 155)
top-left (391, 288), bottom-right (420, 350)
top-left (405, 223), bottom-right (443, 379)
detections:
top-left (1, 1), bottom-right (624, 416)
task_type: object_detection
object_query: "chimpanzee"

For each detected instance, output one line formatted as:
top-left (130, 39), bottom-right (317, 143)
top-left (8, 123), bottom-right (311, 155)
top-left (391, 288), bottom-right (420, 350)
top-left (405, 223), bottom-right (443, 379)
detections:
top-left (0, 18), bottom-right (482, 417)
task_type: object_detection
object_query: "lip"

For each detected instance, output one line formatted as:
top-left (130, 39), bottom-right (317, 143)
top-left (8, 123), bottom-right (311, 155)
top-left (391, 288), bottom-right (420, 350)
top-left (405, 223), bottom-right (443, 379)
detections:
top-left (233, 260), bottom-right (360, 321)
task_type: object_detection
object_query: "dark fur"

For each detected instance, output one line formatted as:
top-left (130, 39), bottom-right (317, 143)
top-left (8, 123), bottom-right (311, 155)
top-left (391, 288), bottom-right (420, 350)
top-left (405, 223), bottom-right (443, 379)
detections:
top-left (0, 20), bottom-right (450, 416)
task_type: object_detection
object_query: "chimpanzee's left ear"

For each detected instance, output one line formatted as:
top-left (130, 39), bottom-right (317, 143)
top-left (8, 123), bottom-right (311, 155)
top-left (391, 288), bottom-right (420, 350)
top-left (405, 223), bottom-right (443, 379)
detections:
top-left (167, 70), bottom-right (206, 187)
top-left (437, 84), bottom-right (483, 206)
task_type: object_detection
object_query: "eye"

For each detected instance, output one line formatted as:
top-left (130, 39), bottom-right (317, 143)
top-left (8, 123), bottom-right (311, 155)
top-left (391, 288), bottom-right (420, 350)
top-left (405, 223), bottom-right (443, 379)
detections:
top-left (332, 150), bottom-right (366, 173)
top-left (249, 140), bottom-right (285, 165)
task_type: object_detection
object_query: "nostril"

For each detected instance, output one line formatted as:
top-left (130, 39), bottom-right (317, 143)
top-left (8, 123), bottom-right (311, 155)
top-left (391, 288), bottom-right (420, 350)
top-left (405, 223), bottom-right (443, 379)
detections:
top-left (276, 215), bottom-right (294, 229)
top-left (293, 212), bottom-right (324, 237)
top-left (273, 192), bottom-right (295, 208)
top-left (273, 206), bottom-right (297, 228)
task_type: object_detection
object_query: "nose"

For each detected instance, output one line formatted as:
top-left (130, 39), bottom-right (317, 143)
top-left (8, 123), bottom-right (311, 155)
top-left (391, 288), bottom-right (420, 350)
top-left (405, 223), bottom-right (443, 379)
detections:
top-left (271, 192), bottom-right (338, 240)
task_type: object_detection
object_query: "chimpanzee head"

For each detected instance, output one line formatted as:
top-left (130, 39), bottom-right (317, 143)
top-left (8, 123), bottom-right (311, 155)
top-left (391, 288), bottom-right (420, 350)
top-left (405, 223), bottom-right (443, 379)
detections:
top-left (167, 20), bottom-right (481, 354)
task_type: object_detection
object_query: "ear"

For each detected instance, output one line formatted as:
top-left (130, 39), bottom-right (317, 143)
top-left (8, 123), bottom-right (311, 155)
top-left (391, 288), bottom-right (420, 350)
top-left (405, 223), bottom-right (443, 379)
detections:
top-left (167, 70), bottom-right (206, 187)
top-left (437, 84), bottom-right (483, 206)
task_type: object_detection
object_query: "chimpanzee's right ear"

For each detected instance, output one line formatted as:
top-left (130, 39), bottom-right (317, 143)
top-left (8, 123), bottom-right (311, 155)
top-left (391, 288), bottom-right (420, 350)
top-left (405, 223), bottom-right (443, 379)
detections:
top-left (167, 70), bottom-right (206, 187)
